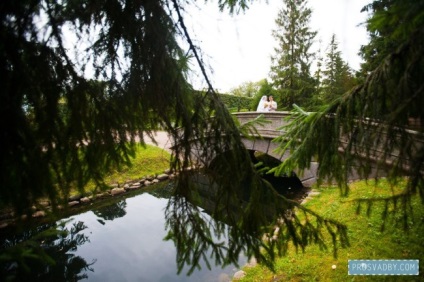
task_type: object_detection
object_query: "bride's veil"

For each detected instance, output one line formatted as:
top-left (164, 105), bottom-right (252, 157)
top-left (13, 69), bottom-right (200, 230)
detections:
top-left (256, 95), bottom-right (267, 111)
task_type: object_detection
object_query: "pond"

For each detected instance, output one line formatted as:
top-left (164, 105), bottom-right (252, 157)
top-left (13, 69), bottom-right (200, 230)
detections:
top-left (1, 185), bottom-right (248, 281)
top-left (1, 164), bottom-right (308, 282)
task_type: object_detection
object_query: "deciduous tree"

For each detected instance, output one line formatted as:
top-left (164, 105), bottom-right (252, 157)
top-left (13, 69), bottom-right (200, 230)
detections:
top-left (229, 81), bottom-right (260, 98)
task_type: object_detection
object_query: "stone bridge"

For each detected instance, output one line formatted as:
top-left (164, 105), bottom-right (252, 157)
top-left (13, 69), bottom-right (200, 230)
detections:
top-left (234, 112), bottom-right (319, 187)
top-left (234, 112), bottom-right (424, 187)
top-left (178, 111), bottom-right (423, 188)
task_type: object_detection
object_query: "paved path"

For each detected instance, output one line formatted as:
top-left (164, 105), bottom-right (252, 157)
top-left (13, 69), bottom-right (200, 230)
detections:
top-left (141, 131), bottom-right (173, 153)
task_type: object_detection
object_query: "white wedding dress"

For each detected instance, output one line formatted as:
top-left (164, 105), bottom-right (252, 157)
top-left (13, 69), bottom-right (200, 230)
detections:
top-left (256, 96), bottom-right (268, 112)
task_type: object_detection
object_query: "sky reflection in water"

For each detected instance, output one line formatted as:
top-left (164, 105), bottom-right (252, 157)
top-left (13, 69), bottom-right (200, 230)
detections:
top-left (62, 192), bottom-right (246, 281)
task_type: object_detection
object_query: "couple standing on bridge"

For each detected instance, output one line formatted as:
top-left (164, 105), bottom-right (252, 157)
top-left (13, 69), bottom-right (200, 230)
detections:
top-left (256, 95), bottom-right (277, 112)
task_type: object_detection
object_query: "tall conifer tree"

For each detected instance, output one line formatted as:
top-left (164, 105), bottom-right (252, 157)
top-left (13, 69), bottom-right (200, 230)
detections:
top-left (269, 0), bottom-right (317, 109)
top-left (321, 34), bottom-right (355, 104)
top-left (311, 39), bottom-right (324, 108)
top-left (358, 0), bottom-right (400, 75)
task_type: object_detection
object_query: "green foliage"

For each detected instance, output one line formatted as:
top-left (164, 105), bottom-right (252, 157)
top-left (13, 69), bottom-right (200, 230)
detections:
top-left (229, 80), bottom-right (261, 98)
top-left (4, 1), bottom-right (345, 275)
top-left (236, 113), bottom-right (271, 138)
top-left (272, 0), bottom-right (424, 223)
top-left (3, 0), bottom-right (422, 277)
top-left (1, 0), bottom-right (195, 214)
top-left (211, 0), bottom-right (254, 14)
top-left (0, 0), bottom-right (254, 215)
top-left (359, 0), bottom-right (424, 75)
top-left (270, 0), bottom-right (317, 109)
top-left (165, 167), bottom-right (348, 274)
top-left (217, 93), bottom-right (253, 112)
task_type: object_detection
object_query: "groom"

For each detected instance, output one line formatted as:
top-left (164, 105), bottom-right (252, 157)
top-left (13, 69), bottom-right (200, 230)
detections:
top-left (268, 95), bottom-right (277, 111)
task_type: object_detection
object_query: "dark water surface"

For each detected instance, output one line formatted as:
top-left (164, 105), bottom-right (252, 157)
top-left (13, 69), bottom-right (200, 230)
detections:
top-left (2, 190), bottom-right (247, 282)
top-left (64, 193), bottom-right (245, 281)
top-left (2, 166), bottom-right (307, 281)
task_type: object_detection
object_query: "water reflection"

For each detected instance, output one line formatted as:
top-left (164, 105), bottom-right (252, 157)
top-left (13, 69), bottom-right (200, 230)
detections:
top-left (165, 171), bottom-right (290, 273)
top-left (1, 184), bottom-right (246, 281)
top-left (92, 200), bottom-right (127, 224)
top-left (1, 221), bottom-right (94, 281)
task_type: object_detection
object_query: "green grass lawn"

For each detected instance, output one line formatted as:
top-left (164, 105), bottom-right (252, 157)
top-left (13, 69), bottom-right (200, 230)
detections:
top-left (240, 178), bottom-right (424, 281)
top-left (83, 144), bottom-right (171, 194)
top-left (103, 144), bottom-right (171, 183)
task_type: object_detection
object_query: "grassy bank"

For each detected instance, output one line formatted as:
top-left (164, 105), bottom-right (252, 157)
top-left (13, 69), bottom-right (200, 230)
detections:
top-left (84, 144), bottom-right (171, 193)
top-left (0, 144), bottom-right (171, 232)
top-left (240, 179), bottom-right (424, 281)
top-left (103, 144), bottom-right (171, 182)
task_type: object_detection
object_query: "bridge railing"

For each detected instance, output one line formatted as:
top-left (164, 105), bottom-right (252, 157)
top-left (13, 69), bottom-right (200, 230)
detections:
top-left (233, 111), bottom-right (292, 138)
top-left (337, 121), bottom-right (424, 174)
top-left (234, 111), bottom-right (424, 175)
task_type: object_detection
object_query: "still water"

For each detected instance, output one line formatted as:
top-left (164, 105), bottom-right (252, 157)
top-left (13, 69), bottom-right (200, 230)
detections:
top-left (2, 188), bottom-right (247, 281)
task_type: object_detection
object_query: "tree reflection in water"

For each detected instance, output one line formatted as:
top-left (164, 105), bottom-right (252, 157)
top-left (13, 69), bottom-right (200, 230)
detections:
top-left (1, 221), bottom-right (95, 281)
top-left (164, 169), bottom-right (291, 274)
top-left (165, 167), bottom-right (348, 275)
top-left (92, 200), bottom-right (127, 224)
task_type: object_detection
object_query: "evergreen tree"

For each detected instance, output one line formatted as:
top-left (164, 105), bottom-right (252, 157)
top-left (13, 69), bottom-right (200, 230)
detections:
top-left (269, 0), bottom-right (317, 110)
top-left (321, 34), bottom-right (356, 104)
top-left (358, 0), bottom-right (400, 75)
top-left (311, 38), bottom-right (324, 108)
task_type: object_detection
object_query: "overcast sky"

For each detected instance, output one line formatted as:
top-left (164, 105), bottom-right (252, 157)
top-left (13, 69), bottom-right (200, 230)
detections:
top-left (184, 0), bottom-right (371, 92)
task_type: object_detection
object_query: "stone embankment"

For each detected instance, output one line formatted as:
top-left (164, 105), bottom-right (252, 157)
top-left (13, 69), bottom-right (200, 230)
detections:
top-left (0, 169), bottom-right (177, 229)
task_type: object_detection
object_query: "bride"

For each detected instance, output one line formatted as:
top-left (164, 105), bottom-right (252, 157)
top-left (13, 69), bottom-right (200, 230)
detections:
top-left (256, 95), bottom-right (269, 112)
